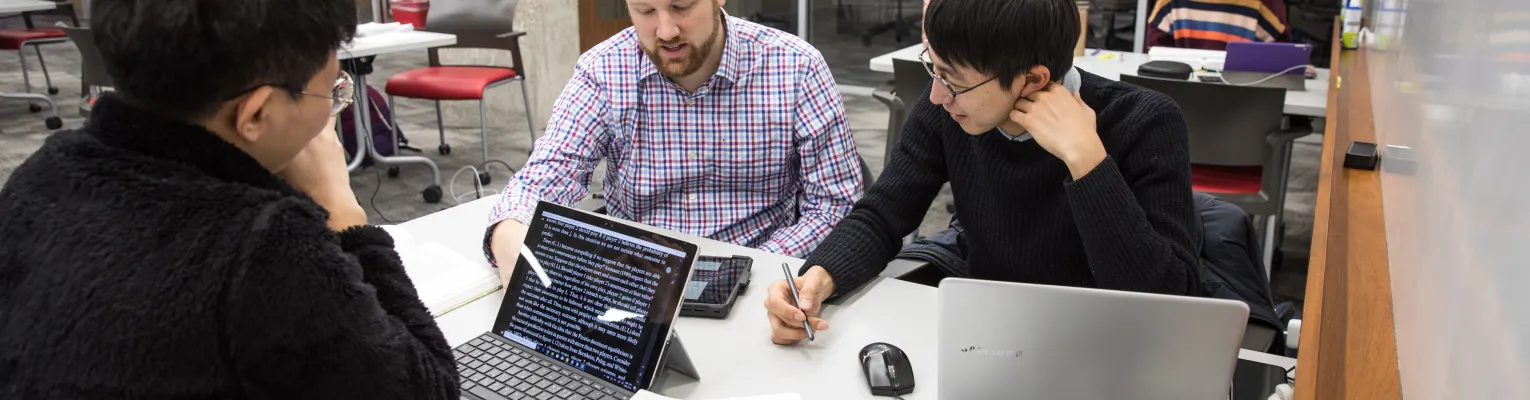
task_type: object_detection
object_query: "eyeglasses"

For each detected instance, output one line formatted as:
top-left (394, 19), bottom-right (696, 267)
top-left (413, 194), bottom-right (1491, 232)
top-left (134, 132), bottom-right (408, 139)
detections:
top-left (919, 48), bottom-right (998, 101)
top-left (223, 71), bottom-right (356, 116)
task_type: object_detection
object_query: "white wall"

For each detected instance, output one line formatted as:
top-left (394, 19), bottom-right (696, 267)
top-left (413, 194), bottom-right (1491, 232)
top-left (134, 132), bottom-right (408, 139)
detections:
top-left (1366, 0), bottom-right (1530, 397)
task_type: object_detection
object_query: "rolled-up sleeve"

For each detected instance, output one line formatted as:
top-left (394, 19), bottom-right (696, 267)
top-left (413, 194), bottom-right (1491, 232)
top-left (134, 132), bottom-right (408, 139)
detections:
top-left (484, 62), bottom-right (609, 267)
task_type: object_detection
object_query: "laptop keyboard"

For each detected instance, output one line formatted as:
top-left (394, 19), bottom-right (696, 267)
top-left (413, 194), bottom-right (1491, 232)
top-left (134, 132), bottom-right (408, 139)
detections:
top-left (455, 334), bottom-right (628, 400)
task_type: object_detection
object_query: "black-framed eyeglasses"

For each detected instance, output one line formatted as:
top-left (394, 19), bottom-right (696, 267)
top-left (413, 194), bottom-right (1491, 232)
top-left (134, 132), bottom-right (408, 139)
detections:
top-left (919, 48), bottom-right (998, 100)
top-left (222, 71), bottom-right (356, 116)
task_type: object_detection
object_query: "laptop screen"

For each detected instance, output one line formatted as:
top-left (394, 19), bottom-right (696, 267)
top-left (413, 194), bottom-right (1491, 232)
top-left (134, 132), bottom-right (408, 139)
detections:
top-left (492, 201), bottom-right (698, 393)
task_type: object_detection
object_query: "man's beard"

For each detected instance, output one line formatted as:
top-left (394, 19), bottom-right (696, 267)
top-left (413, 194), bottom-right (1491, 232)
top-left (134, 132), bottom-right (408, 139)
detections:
top-left (644, 9), bottom-right (722, 79)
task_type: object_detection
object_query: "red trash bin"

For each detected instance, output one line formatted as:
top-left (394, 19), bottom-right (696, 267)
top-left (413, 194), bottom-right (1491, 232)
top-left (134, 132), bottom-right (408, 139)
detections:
top-left (391, 0), bottom-right (429, 29)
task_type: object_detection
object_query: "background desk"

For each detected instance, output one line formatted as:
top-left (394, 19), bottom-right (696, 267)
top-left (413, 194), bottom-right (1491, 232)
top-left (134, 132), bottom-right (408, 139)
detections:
top-left (337, 30), bottom-right (455, 201)
top-left (868, 45), bottom-right (1329, 118)
top-left (0, 0), bottom-right (54, 13)
top-left (409, 197), bottom-right (940, 399)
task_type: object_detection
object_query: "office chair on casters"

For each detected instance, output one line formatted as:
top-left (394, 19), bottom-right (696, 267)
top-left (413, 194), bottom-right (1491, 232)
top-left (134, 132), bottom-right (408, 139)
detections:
top-left (385, 0), bottom-right (538, 187)
top-left (57, 24), bottom-right (113, 118)
top-left (883, 58), bottom-right (932, 170)
top-left (0, 2), bottom-right (80, 129)
top-left (1120, 75), bottom-right (1312, 275)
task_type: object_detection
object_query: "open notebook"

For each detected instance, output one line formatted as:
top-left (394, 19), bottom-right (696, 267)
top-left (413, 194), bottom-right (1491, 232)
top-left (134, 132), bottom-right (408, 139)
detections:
top-left (380, 225), bottom-right (501, 317)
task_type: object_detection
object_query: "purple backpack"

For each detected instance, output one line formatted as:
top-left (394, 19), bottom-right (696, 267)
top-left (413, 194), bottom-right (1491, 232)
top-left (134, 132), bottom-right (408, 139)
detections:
top-left (339, 84), bottom-right (409, 165)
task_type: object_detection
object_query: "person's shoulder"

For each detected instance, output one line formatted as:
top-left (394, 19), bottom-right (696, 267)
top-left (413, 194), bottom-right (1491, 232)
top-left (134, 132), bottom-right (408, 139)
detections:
top-left (573, 27), bottom-right (645, 81)
top-left (1078, 69), bottom-right (1181, 116)
top-left (729, 17), bottom-right (827, 70)
top-left (1079, 70), bottom-right (1186, 134)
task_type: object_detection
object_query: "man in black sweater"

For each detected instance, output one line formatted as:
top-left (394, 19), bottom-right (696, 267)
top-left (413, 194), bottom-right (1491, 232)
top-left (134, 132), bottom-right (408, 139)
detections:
top-left (766, 0), bottom-right (1201, 344)
top-left (0, 0), bottom-right (457, 398)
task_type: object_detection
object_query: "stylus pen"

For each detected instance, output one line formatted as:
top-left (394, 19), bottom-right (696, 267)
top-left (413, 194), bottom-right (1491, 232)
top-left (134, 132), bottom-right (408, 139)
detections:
top-left (780, 262), bottom-right (815, 341)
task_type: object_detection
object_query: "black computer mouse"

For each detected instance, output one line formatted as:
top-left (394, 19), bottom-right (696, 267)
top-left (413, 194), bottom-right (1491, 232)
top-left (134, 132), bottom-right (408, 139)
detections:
top-left (859, 342), bottom-right (915, 397)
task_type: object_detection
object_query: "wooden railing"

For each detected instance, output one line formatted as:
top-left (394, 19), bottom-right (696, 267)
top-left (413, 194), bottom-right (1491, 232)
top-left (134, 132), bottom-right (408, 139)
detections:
top-left (1292, 23), bottom-right (1404, 400)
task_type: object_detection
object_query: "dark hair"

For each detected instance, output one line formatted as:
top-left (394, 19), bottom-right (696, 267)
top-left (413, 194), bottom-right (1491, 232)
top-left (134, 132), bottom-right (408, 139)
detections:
top-left (92, 0), bottom-right (357, 121)
top-left (924, 0), bottom-right (1079, 90)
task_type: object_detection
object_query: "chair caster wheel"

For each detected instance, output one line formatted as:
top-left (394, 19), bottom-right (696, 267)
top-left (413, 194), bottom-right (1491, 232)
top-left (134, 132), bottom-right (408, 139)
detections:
top-left (387, 166), bottom-right (400, 178)
top-left (29, 104), bottom-right (42, 113)
top-left (45, 116), bottom-right (62, 130)
top-left (477, 171), bottom-right (492, 185)
top-left (47, 87), bottom-right (59, 95)
top-left (438, 144), bottom-right (452, 155)
top-left (422, 186), bottom-right (443, 203)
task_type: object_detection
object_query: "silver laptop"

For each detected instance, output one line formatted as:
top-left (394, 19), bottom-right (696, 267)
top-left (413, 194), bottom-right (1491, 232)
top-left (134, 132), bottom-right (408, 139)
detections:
top-left (938, 278), bottom-right (1249, 400)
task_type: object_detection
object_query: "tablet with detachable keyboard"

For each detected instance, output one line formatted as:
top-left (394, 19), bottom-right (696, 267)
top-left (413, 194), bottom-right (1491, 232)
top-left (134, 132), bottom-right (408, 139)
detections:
top-left (455, 201), bottom-right (700, 400)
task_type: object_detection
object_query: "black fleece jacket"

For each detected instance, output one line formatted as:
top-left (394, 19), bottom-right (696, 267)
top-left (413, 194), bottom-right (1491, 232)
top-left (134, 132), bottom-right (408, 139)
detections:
top-left (0, 96), bottom-right (458, 399)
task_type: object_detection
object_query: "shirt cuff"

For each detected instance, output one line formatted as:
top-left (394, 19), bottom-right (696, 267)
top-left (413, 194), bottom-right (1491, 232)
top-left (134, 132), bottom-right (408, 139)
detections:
top-left (482, 222), bottom-right (502, 269)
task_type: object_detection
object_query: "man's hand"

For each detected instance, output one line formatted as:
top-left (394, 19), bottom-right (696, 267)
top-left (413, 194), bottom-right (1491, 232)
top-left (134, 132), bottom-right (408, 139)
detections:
top-left (489, 220), bottom-right (530, 286)
top-left (765, 265), bottom-right (836, 345)
top-left (280, 116), bottom-right (366, 231)
top-left (1010, 83), bottom-right (1107, 179)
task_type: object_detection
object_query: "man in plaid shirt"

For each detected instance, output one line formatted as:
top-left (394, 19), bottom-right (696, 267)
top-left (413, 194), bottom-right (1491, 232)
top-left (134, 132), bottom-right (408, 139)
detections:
top-left (484, 0), bottom-right (862, 284)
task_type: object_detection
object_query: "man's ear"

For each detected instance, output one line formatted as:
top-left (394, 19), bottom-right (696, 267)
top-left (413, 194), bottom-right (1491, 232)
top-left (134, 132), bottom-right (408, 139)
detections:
top-left (232, 87), bottom-right (276, 144)
top-left (716, 0), bottom-right (727, 8)
top-left (1016, 65), bottom-right (1054, 97)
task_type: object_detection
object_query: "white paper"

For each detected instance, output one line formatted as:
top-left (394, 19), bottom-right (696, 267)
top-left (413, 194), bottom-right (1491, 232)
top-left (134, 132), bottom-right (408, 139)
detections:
top-left (355, 22), bottom-right (414, 37)
top-left (384, 226), bottom-right (500, 316)
top-left (632, 391), bottom-right (802, 400)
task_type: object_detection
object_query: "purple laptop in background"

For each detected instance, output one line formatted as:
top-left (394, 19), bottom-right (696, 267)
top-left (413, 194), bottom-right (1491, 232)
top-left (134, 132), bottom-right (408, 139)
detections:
top-left (1225, 42), bottom-right (1312, 73)
top-left (1222, 42), bottom-right (1313, 90)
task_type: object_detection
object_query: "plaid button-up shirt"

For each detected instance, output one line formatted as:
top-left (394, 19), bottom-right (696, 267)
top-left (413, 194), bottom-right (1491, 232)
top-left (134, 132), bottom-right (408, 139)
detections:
top-left (486, 16), bottom-right (861, 261)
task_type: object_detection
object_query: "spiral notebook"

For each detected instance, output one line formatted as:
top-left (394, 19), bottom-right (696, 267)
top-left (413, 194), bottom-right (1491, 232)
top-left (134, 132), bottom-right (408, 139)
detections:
top-left (382, 225), bottom-right (501, 317)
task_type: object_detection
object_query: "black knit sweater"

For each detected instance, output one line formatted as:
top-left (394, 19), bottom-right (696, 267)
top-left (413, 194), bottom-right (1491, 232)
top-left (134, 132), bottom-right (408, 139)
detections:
top-left (0, 96), bottom-right (458, 399)
top-left (806, 71), bottom-right (1202, 296)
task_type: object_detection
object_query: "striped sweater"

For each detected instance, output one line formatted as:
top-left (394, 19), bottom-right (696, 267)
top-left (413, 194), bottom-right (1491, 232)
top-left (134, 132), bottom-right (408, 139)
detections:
top-left (1148, 0), bottom-right (1289, 50)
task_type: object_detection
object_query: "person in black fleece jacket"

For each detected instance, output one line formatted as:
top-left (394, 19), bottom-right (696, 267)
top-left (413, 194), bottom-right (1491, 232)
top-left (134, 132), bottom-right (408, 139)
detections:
top-left (0, 0), bottom-right (456, 398)
top-left (765, 0), bottom-right (1202, 344)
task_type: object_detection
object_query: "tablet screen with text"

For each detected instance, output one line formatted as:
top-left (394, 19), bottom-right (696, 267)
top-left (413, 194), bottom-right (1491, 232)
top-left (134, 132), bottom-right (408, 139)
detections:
top-left (492, 202), bottom-right (697, 393)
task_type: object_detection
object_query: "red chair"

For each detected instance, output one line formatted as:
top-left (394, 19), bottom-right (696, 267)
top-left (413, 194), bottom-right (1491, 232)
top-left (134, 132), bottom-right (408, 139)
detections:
top-left (1121, 74), bottom-right (1311, 273)
top-left (385, 0), bottom-right (536, 184)
top-left (1, 4), bottom-right (79, 128)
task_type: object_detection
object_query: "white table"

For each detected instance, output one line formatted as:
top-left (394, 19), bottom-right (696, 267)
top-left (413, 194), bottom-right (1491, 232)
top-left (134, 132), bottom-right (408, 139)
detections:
top-left (410, 197), bottom-right (940, 399)
top-left (338, 30), bottom-right (456, 202)
top-left (869, 44), bottom-right (1329, 118)
top-left (0, 0), bottom-right (55, 13)
top-left (406, 197), bottom-right (1288, 399)
top-left (343, 30), bottom-right (457, 59)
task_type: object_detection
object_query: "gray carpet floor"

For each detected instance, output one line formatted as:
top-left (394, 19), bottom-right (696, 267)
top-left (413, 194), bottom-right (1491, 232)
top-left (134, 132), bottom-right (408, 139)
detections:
top-left (0, 14), bottom-right (1317, 307)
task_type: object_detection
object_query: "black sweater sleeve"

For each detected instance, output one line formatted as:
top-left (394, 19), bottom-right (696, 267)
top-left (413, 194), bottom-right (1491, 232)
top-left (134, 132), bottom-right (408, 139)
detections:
top-left (222, 203), bottom-right (459, 399)
top-left (803, 94), bottom-right (950, 295)
top-left (1063, 92), bottom-right (1201, 295)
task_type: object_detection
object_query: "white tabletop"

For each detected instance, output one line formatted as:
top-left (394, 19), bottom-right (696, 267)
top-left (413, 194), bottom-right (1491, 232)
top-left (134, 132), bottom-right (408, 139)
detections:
top-left (867, 44), bottom-right (923, 74)
top-left (869, 44), bottom-right (1329, 117)
top-left (340, 30), bottom-right (456, 60)
top-left (409, 197), bottom-right (939, 399)
top-left (0, 0), bottom-right (56, 14)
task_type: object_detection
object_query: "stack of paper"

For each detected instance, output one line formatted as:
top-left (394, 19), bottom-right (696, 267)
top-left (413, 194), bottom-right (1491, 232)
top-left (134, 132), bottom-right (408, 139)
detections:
top-left (381, 226), bottom-right (501, 317)
top-left (355, 22), bottom-right (416, 37)
top-left (1147, 47), bottom-right (1228, 71)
